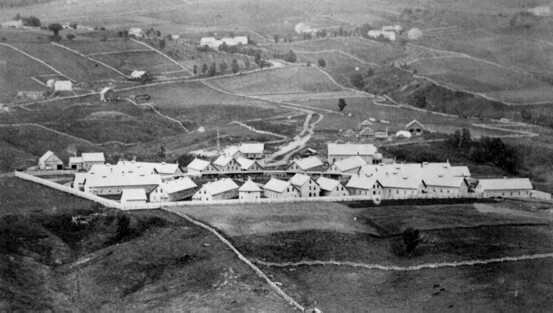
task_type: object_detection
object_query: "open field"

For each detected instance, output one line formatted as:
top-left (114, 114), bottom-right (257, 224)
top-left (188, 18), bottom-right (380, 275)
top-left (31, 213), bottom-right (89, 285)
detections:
top-left (206, 66), bottom-right (344, 96)
top-left (410, 57), bottom-right (553, 104)
top-left (92, 51), bottom-right (182, 75)
top-left (61, 39), bottom-right (147, 55)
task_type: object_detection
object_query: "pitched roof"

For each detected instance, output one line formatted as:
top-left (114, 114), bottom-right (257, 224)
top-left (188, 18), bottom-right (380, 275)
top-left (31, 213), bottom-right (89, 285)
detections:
top-left (378, 175), bottom-right (423, 189)
top-left (82, 152), bottom-right (105, 163)
top-left (239, 143), bottom-right (264, 154)
top-left (293, 156), bottom-right (323, 170)
top-left (39, 151), bottom-right (57, 164)
top-left (161, 177), bottom-right (197, 194)
top-left (116, 160), bottom-right (180, 175)
top-left (213, 155), bottom-right (234, 167)
top-left (478, 178), bottom-right (533, 191)
top-left (121, 189), bottom-right (147, 201)
top-left (331, 156), bottom-right (366, 172)
top-left (236, 157), bottom-right (259, 170)
top-left (263, 178), bottom-right (291, 193)
top-left (187, 158), bottom-right (211, 171)
top-left (239, 178), bottom-right (261, 192)
top-left (424, 176), bottom-right (466, 188)
top-left (327, 143), bottom-right (377, 156)
top-left (85, 171), bottom-right (162, 188)
top-left (345, 174), bottom-right (379, 190)
top-left (69, 156), bottom-right (83, 164)
top-left (316, 177), bottom-right (342, 191)
top-left (406, 119), bottom-right (425, 129)
top-left (289, 173), bottom-right (312, 187)
top-left (201, 178), bottom-right (238, 195)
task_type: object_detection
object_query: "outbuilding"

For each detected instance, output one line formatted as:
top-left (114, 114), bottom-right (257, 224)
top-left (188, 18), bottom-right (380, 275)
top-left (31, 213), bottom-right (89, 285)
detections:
top-left (238, 177), bottom-right (262, 200)
top-left (38, 151), bottom-right (63, 170)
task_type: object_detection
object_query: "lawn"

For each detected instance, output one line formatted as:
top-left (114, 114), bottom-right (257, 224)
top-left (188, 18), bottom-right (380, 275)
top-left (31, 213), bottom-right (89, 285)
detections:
top-left (206, 66), bottom-right (344, 96)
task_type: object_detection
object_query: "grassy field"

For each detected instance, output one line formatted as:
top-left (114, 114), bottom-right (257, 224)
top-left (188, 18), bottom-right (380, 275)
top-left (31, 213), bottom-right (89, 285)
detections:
top-left (61, 39), bottom-right (147, 54)
top-left (92, 51), bottom-right (182, 75)
top-left (410, 56), bottom-right (553, 104)
top-left (206, 66), bottom-right (344, 96)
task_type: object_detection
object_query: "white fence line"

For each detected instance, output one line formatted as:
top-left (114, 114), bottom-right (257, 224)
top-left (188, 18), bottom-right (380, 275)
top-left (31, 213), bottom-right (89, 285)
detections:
top-left (14, 171), bottom-right (123, 210)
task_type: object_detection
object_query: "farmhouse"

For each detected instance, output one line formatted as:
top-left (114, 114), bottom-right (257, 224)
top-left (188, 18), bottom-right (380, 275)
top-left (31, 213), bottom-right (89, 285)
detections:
top-left (222, 36), bottom-right (247, 46)
top-left (120, 189), bottom-right (147, 205)
top-left (326, 156), bottom-right (367, 174)
top-left (150, 177), bottom-right (197, 202)
top-left (235, 157), bottom-right (263, 171)
top-left (367, 30), bottom-right (396, 41)
top-left (49, 80), bottom-right (73, 92)
top-left (68, 156), bottom-right (83, 170)
top-left (131, 70), bottom-right (147, 79)
top-left (200, 36), bottom-right (248, 50)
top-left (238, 177), bottom-right (262, 200)
top-left (263, 178), bottom-right (300, 199)
top-left (213, 155), bottom-right (241, 172)
top-left (295, 23), bottom-right (313, 34)
top-left (1, 20), bottom-right (23, 29)
top-left (327, 143), bottom-right (378, 164)
top-left (346, 174), bottom-right (383, 197)
top-left (423, 176), bottom-right (469, 197)
top-left (200, 37), bottom-right (221, 49)
top-left (192, 178), bottom-right (239, 201)
top-left (38, 151), bottom-right (63, 170)
top-left (396, 130), bottom-right (412, 138)
top-left (475, 178), bottom-right (533, 198)
top-left (405, 120), bottom-right (425, 136)
top-left (289, 173), bottom-right (320, 198)
top-left (82, 152), bottom-right (105, 170)
top-left (187, 158), bottom-right (218, 176)
top-left (128, 27), bottom-right (145, 38)
top-left (287, 156), bottom-right (325, 172)
top-left (317, 177), bottom-right (349, 197)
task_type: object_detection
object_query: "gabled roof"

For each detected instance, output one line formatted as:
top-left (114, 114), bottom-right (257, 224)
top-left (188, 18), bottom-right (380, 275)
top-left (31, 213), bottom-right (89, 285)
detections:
top-left (327, 143), bottom-right (377, 156)
top-left (39, 151), bottom-right (61, 164)
top-left (239, 178), bottom-right (261, 192)
top-left (345, 174), bottom-right (380, 190)
top-left (263, 178), bottom-right (292, 193)
top-left (406, 119), bottom-right (425, 129)
top-left (331, 156), bottom-right (366, 172)
top-left (379, 175), bottom-right (423, 190)
top-left (201, 178), bottom-right (239, 195)
top-left (424, 176), bottom-right (466, 188)
top-left (236, 157), bottom-right (258, 170)
top-left (116, 160), bottom-right (180, 175)
top-left (316, 177), bottom-right (342, 191)
top-left (161, 177), bottom-right (197, 194)
top-left (69, 156), bottom-right (83, 164)
top-left (289, 173), bottom-right (313, 187)
top-left (121, 189), bottom-right (147, 201)
top-left (187, 158), bottom-right (212, 171)
top-left (239, 143), bottom-right (264, 154)
top-left (292, 156), bottom-right (323, 171)
top-left (86, 171), bottom-right (162, 188)
top-left (213, 155), bottom-right (234, 167)
top-left (82, 152), bottom-right (105, 163)
top-left (478, 178), bottom-right (533, 191)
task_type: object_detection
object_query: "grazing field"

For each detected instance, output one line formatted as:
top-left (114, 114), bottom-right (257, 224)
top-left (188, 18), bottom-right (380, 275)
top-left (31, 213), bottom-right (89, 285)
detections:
top-left (0, 45), bottom-right (55, 100)
top-left (12, 43), bottom-right (122, 82)
top-left (61, 39), bottom-right (147, 55)
top-left (206, 67), bottom-right (344, 96)
top-left (410, 57), bottom-right (553, 104)
top-left (92, 51), bottom-right (182, 75)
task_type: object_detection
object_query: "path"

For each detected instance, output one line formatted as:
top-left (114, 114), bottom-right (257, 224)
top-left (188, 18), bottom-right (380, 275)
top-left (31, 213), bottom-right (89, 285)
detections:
top-left (295, 49), bottom-right (381, 67)
top-left (229, 121), bottom-right (287, 144)
top-left (130, 38), bottom-right (194, 76)
top-left (252, 252), bottom-right (553, 271)
top-left (125, 98), bottom-right (190, 133)
top-left (0, 123), bottom-right (98, 146)
top-left (51, 42), bottom-right (129, 78)
top-left (0, 43), bottom-right (74, 81)
top-left (164, 207), bottom-right (306, 312)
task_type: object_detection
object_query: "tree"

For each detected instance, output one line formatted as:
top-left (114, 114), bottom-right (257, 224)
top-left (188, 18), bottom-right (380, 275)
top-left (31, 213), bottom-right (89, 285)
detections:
top-left (23, 16), bottom-right (41, 27)
top-left (48, 23), bottom-right (63, 37)
top-left (208, 63), bottom-right (217, 76)
top-left (337, 98), bottom-right (347, 112)
top-left (284, 50), bottom-right (297, 63)
top-left (449, 129), bottom-right (462, 148)
top-left (403, 228), bottom-right (421, 258)
top-left (158, 38), bottom-right (166, 51)
top-left (244, 57), bottom-right (251, 69)
top-left (193, 64), bottom-right (198, 75)
top-left (231, 58), bottom-right (239, 74)
top-left (350, 73), bottom-right (364, 89)
top-left (219, 61), bottom-right (228, 74)
top-left (412, 90), bottom-right (427, 108)
top-left (66, 34), bottom-right (75, 40)
top-left (156, 30), bottom-right (161, 37)
top-left (254, 52), bottom-right (262, 65)
top-left (318, 58), bottom-right (326, 68)
top-left (201, 63), bottom-right (208, 75)
top-left (460, 128), bottom-right (472, 150)
top-left (273, 34), bottom-right (280, 44)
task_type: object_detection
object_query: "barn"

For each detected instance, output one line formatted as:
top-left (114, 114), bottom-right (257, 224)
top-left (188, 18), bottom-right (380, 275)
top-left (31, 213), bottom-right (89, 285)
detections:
top-left (38, 151), bottom-right (63, 170)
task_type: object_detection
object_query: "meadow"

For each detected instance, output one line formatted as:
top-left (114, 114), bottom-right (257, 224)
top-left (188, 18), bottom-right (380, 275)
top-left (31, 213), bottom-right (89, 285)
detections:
top-left (92, 51), bottom-right (182, 75)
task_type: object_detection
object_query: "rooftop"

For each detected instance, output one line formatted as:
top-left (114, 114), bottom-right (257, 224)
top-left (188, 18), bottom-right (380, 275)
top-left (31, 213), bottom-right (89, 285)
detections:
top-left (316, 177), bottom-right (342, 191)
top-left (239, 178), bottom-right (261, 192)
top-left (293, 156), bottom-right (323, 170)
top-left (263, 178), bottom-right (291, 193)
top-left (187, 158), bottom-right (211, 171)
top-left (328, 143), bottom-right (377, 156)
top-left (82, 152), bottom-right (105, 163)
top-left (201, 178), bottom-right (239, 195)
top-left (289, 173), bottom-right (312, 187)
top-left (478, 178), bottom-right (533, 191)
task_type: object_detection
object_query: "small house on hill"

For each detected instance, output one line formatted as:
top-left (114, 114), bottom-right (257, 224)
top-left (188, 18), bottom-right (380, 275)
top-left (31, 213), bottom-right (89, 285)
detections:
top-left (69, 156), bottom-right (84, 170)
top-left (53, 81), bottom-right (73, 92)
top-left (38, 151), bottom-right (63, 170)
top-left (128, 27), bottom-right (145, 38)
top-left (239, 177), bottom-right (262, 200)
top-left (405, 120), bottom-right (425, 136)
top-left (407, 28), bottom-right (423, 40)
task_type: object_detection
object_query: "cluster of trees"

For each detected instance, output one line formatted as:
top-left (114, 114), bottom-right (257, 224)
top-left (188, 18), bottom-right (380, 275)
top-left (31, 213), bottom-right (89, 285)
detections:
top-left (194, 59), bottom-right (241, 77)
top-left (350, 73), bottom-right (365, 89)
top-left (12, 13), bottom-right (41, 27)
top-left (510, 11), bottom-right (539, 29)
top-left (273, 50), bottom-right (297, 63)
top-left (448, 128), bottom-right (518, 174)
top-left (521, 108), bottom-right (553, 129)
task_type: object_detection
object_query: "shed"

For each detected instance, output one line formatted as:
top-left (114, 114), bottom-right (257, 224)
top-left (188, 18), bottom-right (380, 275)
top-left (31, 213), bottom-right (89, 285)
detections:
top-left (54, 81), bottom-right (73, 91)
top-left (38, 151), bottom-right (63, 170)
top-left (405, 120), bottom-right (425, 136)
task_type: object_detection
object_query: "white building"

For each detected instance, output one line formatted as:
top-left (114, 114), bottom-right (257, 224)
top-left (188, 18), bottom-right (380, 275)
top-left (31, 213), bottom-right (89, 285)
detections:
top-left (382, 25), bottom-right (403, 33)
top-left (327, 143), bottom-right (378, 164)
top-left (1, 20), bottom-right (23, 29)
top-left (213, 155), bottom-right (241, 172)
top-left (38, 151), bottom-right (63, 170)
top-left (346, 174), bottom-right (383, 197)
top-left (82, 152), bottom-right (105, 171)
top-left (116, 160), bottom-right (183, 177)
top-left (69, 156), bottom-right (84, 170)
top-left (235, 157), bottom-right (263, 171)
top-left (233, 143), bottom-right (264, 159)
top-left (326, 156), bottom-right (366, 174)
top-left (368, 30), bottom-right (396, 41)
top-left (120, 189), bottom-right (147, 205)
top-left (54, 80), bottom-right (73, 91)
top-left (475, 178), bottom-right (533, 198)
top-left (287, 156), bottom-right (325, 172)
top-left (200, 36), bottom-right (248, 50)
top-left (423, 176), bottom-right (469, 197)
top-left (379, 175), bottom-right (425, 200)
top-left (317, 177), bottom-right (349, 197)
top-left (407, 28), bottom-right (423, 40)
top-left (192, 178), bottom-right (239, 201)
top-left (289, 173), bottom-right (320, 198)
top-left (295, 23), bottom-right (313, 34)
top-left (238, 177), bottom-right (262, 200)
top-left (150, 177), bottom-right (197, 202)
top-left (187, 158), bottom-right (218, 176)
top-left (263, 178), bottom-right (300, 199)
top-left (128, 27), bottom-right (145, 38)
top-left (84, 166), bottom-right (162, 196)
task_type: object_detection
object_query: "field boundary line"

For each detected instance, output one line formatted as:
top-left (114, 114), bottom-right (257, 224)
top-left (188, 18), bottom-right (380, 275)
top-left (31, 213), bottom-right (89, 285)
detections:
top-left (252, 252), bottom-right (553, 271)
top-left (229, 121), bottom-right (287, 144)
top-left (164, 207), bottom-right (306, 312)
top-left (125, 98), bottom-right (190, 133)
top-left (130, 38), bottom-right (193, 76)
top-left (0, 123), bottom-right (98, 146)
top-left (87, 49), bottom-right (152, 56)
top-left (295, 49), bottom-right (381, 67)
top-left (0, 43), bottom-right (75, 81)
top-left (51, 42), bottom-right (130, 78)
